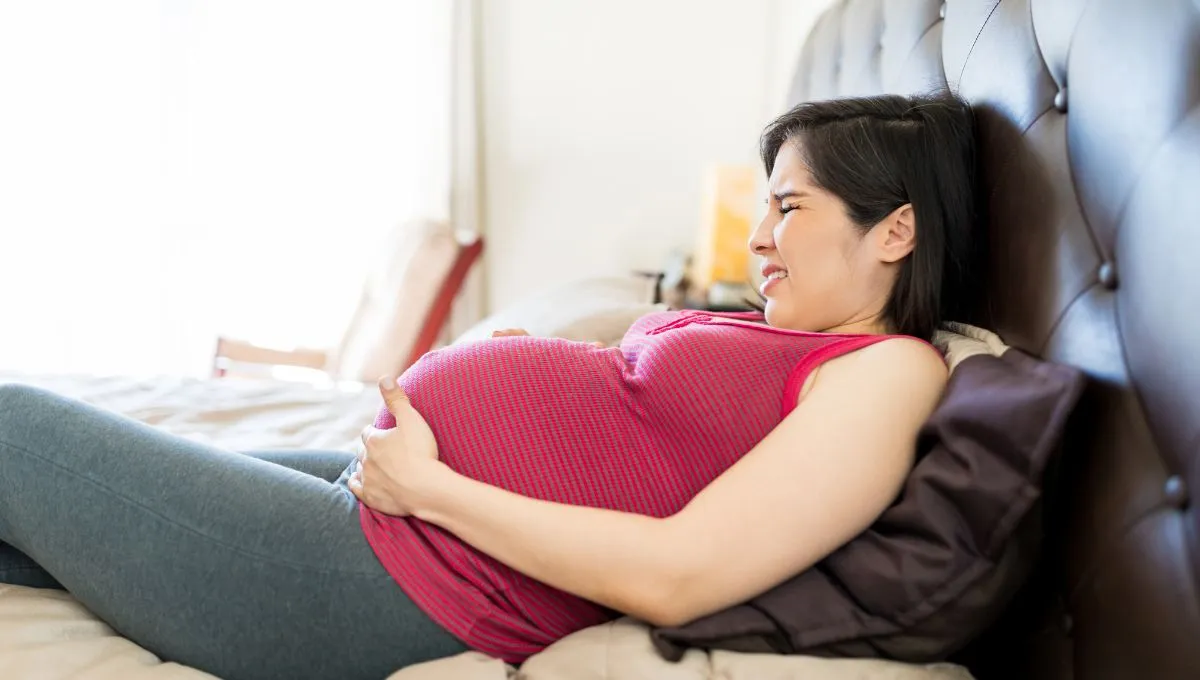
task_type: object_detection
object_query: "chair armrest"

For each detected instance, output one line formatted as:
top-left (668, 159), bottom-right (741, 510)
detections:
top-left (211, 336), bottom-right (328, 378)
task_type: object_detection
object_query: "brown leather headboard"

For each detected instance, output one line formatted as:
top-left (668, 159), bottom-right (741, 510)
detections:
top-left (786, 1), bottom-right (1200, 678)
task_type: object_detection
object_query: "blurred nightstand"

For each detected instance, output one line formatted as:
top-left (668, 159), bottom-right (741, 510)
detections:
top-left (634, 253), bottom-right (757, 312)
top-left (683, 300), bottom-right (757, 312)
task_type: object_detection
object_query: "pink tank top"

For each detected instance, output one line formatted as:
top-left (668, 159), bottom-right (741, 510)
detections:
top-left (359, 309), bottom-right (901, 662)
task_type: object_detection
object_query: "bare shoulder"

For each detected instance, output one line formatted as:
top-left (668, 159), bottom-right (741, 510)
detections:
top-left (804, 337), bottom-right (948, 414)
top-left (824, 336), bottom-right (945, 379)
top-left (850, 336), bottom-right (946, 378)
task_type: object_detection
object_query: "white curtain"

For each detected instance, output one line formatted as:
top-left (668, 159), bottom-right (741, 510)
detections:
top-left (0, 1), bottom-right (454, 378)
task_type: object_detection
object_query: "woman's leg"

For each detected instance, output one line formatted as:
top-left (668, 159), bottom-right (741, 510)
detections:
top-left (0, 448), bottom-right (355, 590)
top-left (0, 541), bottom-right (63, 588)
top-left (0, 383), bottom-right (466, 680)
top-left (239, 448), bottom-right (360, 483)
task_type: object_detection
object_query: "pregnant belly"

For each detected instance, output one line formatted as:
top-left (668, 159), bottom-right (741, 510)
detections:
top-left (373, 337), bottom-right (657, 507)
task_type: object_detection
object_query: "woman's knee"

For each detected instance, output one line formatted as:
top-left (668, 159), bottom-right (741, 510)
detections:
top-left (0, 383), bottom-right (68, 451)
top-left (0, 382), bottom-right (43, 416)
top-left (0, 383), bottom-right (58, 418)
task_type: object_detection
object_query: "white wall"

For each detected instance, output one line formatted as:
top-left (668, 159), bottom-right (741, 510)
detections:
top-left (479, 0), bottom-right (836, 311)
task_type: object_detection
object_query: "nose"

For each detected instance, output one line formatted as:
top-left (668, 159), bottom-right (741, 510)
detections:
top-left (748, 213), bottom-right (774, 254)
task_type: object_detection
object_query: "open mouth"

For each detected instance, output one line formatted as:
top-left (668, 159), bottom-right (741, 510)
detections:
top-left (760, 270), bottom-right (787, 296)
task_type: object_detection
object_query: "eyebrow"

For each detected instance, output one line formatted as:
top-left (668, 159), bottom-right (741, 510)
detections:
top-left (771, 189), bottom-right (812, 201)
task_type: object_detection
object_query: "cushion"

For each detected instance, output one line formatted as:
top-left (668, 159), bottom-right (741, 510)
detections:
top-left (389, 618), bottom-right (975, 680)
top-left (452, 275), bottom-right (665, 348)
top-left (650, 324), bottom-right (1086, 662)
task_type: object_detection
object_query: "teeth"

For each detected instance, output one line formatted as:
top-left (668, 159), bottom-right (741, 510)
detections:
top-left (768, 270), bottom-right (788, 280)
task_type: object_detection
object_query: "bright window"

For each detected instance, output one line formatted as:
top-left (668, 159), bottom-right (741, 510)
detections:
top-left (0, 1), bottom-right (452, 378)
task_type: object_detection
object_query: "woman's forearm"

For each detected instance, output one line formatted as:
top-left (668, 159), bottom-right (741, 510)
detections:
top-left (415, 464), bottom-right (690, 625)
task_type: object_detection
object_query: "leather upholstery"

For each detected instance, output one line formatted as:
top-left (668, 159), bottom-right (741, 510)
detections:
top-left (787, 2), bottom-right (1200, 678)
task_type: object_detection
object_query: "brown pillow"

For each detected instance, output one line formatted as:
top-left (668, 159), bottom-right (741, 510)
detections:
top-left (650, 327), bottom-right (1085, 662)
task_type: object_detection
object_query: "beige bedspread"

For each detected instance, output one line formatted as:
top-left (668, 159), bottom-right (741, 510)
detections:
top-left (0, 582), bottom-right (972, 680)
top-left (0, 371), bottom-right (975, 679)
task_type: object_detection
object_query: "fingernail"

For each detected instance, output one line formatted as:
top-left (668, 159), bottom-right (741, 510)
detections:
top-left (380, 375), bottom-right (396, 390)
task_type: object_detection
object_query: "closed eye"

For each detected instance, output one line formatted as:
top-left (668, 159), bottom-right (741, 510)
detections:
top-left (778, 204), bottom-right (799, 216)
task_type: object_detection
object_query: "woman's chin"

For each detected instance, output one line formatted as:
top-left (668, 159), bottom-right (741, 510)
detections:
top-left (763, 298), bottom-right (807, 332)
top-left (763, 299), bottom-right (783, 327)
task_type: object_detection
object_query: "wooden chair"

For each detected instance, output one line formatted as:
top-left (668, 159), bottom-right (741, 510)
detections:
top-left (212, 219), bottom-right (483, 384)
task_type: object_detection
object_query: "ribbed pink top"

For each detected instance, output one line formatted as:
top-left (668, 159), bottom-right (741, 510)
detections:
top-left (359, 309), bottom-right (896, 662)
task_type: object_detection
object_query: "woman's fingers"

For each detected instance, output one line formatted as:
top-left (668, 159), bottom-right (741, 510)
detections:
top-left (380, 386), bottom-right (427, 439)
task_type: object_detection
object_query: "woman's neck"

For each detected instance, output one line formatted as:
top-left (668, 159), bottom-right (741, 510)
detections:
top-left (821, 309), bottom-right (892, 335)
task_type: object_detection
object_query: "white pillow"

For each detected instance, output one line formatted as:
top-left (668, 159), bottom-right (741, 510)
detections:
top-left (452, 276), bottom-right (666, 348)
top-left (932, 321), bottom-right (1011, 372)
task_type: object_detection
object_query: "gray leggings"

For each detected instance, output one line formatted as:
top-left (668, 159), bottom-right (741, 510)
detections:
top-left (0, 382), bottom-right (467, 680)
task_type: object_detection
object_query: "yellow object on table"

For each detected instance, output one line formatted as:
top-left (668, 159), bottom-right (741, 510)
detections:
top-left (691, 164), bottom-right (757, 292)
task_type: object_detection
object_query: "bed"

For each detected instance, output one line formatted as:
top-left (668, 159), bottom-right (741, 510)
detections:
top-left (0, 367), bottom-right (973, 680)
top-left (5, 0), bottom-right (1198, 673)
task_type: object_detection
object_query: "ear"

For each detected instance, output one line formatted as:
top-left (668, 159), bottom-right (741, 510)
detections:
top-left (873, 203), bottom-right (916, 263)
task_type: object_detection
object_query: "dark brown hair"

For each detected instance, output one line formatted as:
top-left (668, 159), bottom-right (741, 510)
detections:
top-left (754, 91), bottom-right (977, 341)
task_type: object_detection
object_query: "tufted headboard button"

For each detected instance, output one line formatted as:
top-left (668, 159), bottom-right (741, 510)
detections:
top-left (1053, 88), bottom-right (1068, 113)
top-left (1097, 261), bottom-right (1118, 290)
top-left (1164, 475), bottom-right (1190, 510)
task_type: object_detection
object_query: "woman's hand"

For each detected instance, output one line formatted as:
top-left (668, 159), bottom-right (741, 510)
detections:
top-left (348, 376), bottom-right (447, 516)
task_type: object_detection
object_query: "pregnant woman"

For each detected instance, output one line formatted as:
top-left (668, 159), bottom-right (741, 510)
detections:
top-left (0, 91), bottom-right (975, 680)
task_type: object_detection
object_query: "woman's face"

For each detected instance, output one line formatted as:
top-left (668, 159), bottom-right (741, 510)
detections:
top-left (748, 142), bottom-right (910, 334)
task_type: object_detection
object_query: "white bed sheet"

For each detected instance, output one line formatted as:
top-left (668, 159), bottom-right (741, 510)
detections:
top-left (0, 370), bottom-right (382, 452)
